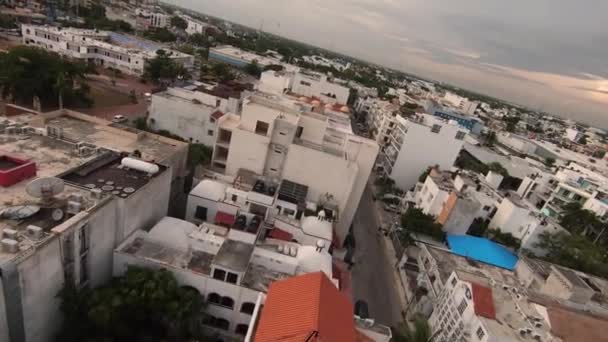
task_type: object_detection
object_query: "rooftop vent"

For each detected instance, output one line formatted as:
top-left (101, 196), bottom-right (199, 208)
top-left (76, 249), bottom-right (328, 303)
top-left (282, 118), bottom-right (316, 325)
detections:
top-left (1, 239), bottom-right (19, 253)
top-left (26, 225), bottom-right (43, 239)
top-left (2, 228), bottom-right (18, 240)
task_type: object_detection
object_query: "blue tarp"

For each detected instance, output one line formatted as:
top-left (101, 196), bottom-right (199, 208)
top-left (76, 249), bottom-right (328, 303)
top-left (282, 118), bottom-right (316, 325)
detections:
top-left (446, 234), bottom-right (518, 270)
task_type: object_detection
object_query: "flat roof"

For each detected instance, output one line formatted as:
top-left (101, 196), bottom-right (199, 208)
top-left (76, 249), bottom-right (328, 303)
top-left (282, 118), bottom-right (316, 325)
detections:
top-left (213, 239), bottom-right (254, 272)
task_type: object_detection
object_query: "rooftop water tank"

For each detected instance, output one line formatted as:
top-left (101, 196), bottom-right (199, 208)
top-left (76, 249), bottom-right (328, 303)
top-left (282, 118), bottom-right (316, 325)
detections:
top-left (121, 157), bottom-right (159, 175)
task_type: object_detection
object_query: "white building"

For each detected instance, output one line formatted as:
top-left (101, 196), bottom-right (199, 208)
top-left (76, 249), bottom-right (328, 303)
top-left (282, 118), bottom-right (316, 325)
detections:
top-left (148, 81), bottom-right (251, 146)
top-left (361, 98), bottom-right (400, 147)
top-left (149, 12), bottom-right (169, 28)
top-left (301, 55), bottom-right (351, 72)
top-left (209, 94), bottom-right (378, 244)
top-left (291, 71), bottom-right (350, 105)
top-left (21, 25), bottom-right (194, 76)
top-left (209, 46), bottom-right (299, 72)
top-left (380, 113), bottom-right (468, 191)
top-left (564, 127), bottom-right (584, 142)
top-left (180, 15), bottom-right (215, 35)
top-left (114, 214), bottom-right (336, 339)
top-left (0, 108), bottom-right (187, 342)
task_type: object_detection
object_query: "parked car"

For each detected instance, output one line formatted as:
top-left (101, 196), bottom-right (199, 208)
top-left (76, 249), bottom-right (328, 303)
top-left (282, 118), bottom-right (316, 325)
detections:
top-left (112, 115), bottom-right (127, 123)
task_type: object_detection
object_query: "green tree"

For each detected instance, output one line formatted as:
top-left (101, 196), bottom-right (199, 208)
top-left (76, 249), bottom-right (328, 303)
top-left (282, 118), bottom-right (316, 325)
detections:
top-left (401, 208), bottom-right (444, 241)
top-left (188, 144), bottom-right (213, 169)
top-left (144, 27), bottom-right (177, 42)
top-left (505, 116), bottom-right (520, 132)
top-left (189, 33), bottom-right (208, 47)
top-left (486, 228), bottom-right (521, 250)
top-left (579, 135), bottom-right (588, 145)
top-left (536, 232), bottom-right (608, 278)
top-left (0, 13), bottom-right (18, 29)
top-left (55, 267), bottom-right (209, 342)
top-left (418, 167), bottom-right (434, 183)
top-left (244, 61), bottom-right (262, 77)
top-left (487, 162), bottom-right (508, 177)
top-left (209, 63), bottom-right (234, 81)
top-left (484, 130), bottom-right (497, 147)
top-left (143, 49), bottom-right (190, 84)
top-left (392, 318), bottom-right (436, 342)
top-left (545, 157), bottom-right (556, 167)
top-left (0, 46), bottom-right (92, 109)
top-left (171, 16), bottom-right (188, 30)
top-left (559, 202), bottom-right (603, 237)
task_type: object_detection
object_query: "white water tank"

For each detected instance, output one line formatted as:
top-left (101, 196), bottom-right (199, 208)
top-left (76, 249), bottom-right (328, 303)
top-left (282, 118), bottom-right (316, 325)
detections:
top-left (121, 157), bottom-right (159, 174)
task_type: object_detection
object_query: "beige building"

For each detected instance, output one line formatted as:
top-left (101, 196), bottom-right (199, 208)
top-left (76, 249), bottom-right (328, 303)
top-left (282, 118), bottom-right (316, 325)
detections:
top-left (210, 93), bottom-right (378, 244)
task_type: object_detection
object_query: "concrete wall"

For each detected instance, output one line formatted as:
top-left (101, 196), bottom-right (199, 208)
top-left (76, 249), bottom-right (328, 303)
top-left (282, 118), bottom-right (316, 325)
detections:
top-left (390, 122), bottom-right (464, 191)
top-left (489, 198), bottom-right (534, 239)
top-left (416, 177), bottom-right (449, 217)
top-left (117, 167), bottom-right (172, 239)
top-left (225, 129), bottom-right (269, 176)
top-left (442, 197), bottom-right (480, 235)
top-left (149, 94), bottom-right (217, 146)
top-left (258, 71), bottom-right (292, 94)
top-left (292, 74), bottom-right (349, 104)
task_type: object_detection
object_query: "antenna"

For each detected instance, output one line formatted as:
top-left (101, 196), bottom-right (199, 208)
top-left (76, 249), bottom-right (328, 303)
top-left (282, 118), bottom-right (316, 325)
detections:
top-left (26, 177), bottom-right (65, 203)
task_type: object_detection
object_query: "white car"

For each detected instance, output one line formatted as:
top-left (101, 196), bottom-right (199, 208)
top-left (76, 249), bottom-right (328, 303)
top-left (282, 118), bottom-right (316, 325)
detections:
top-left (112, 115), bottom-right (127, 123)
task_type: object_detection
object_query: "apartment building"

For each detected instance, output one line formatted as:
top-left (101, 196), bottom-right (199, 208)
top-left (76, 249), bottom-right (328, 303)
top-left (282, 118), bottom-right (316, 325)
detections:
top-left (179, 14), bottom-right (215, 35)
top-left (379, 113), bottom-right (467, 191)
top-left (148, 81), bottom-right (252, 145)
top-left (402, 243), bottom-right (608, 342)
top-left (363, 98), bottom-right (400, 147)
top-left (209, 93), bottom-right (378, 245)
top-left (21, 25), bottom-right (194, 76)
top-left (291, 71), bottom-right (350, 105)
top-left (0, 108), bottom-right (187, 342)
top-left (114, 213), bottom-right (337, 339)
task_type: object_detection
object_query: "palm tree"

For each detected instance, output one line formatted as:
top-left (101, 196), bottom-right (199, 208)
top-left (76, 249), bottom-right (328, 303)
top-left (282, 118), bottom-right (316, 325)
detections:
top-left (392, 317), bottom-right (439, 342)
top-left (54, 71), bottom-right (66, 110)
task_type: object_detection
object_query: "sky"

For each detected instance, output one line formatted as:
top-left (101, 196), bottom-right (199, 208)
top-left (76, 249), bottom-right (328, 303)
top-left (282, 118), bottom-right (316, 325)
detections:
top-left (168, 0), bottom-right (608, 128)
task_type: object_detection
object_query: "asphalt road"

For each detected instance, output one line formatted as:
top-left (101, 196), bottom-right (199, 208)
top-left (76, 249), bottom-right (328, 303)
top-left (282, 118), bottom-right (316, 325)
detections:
top-left (351, 185), bottom-right (403, 327)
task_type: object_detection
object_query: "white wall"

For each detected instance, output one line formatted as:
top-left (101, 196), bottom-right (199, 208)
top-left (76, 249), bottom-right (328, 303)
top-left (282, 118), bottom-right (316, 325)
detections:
top-left (489, 198), bottom-right (535, 239)
top-left (415, 177), bottom-right (450, 217)
top-left (258, 71), bottom-right (292, 94)
top-left (149, 94), bottom-right (217, 146)
top-left (225, 129), bottom-right (269, 176)
top-left (292, 73), bottom-right (350, 104)
top-left (390, 121), bottom-right (464, 191)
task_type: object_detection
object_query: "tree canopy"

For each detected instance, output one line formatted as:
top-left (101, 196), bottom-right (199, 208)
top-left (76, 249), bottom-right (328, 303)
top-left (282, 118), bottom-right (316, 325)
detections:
top-left (55, 267), bottom-right (210, 342)
top-left (401, 208), bottom-right (444, 241)
top-left (559, 202), bottom-right (604, 238)
top-left (487, 162), bottom-right (509, 177)
top-left (536, 232), bottom-right (608, 278)
top-left (143, 49), bottom-right (190, 84)
top-left (392, 317), bottom-right (434, 342)
top-left (504, 116), bottom-right (520, 132)
top-left (144, 27), bottom-right (177, 43)
top-left (244, 61), bottom-right (262, 78)
top-left (0, 46), bottom-right (92, 109)
top-left (171, 16), bottom-right (188, 30)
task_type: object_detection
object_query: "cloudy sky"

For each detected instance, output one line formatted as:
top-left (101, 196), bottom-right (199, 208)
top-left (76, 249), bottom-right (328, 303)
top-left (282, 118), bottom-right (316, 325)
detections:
top-left (169, 0), bottom-right (608, 128)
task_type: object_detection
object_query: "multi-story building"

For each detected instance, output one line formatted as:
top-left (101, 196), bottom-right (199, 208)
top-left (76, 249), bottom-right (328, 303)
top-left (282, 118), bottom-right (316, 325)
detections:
top-left (180, 15), bottom-right (216, 35)
top-left (209, 46), bottom-right (298, 71)
top-left (21, 25), bottom-right (194, 76)
top-left (379, 113), bottom-right (468, 191)
top-left (401, 242), bottom-right (608, 342)
top-left (363, 98), bottom-right (400, 147)
top-left (209, 93), bottom-right (378, 245)
top-left (114, 213), bottom-right (337, 339)
top-left (0, 107), bottom-right (187, 342)
top-left (291, 70), bottom-right (350, 105)
top-left (564, 127), bottom-right (584, 143)
top-left (148, 81), bottom-right (252, 145)
top-left (149, 12), bottom-right (169, 28)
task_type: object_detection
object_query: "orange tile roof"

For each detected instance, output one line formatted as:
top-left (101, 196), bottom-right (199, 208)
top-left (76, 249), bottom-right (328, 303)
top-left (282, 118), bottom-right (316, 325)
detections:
top-left (254, 272), bottom-right (357, 342)
top-left (471, 282), bottom-right (496, 319)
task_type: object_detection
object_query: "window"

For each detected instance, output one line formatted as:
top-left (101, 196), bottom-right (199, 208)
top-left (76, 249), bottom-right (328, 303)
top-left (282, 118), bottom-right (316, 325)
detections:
top-left (296, 126), bottom-right (304, 138)
top-left (476, 327), bottom-right (485, 340)
top-left (195, 206), bottom-right (208, 221)
top-left (483, 205), bottom-right (491, 211)
top-left (255, 120), bottom-right (269, 135)
top-left (457, 299), bottom-right (468, 316)
top-left (213, 268), bottom-right (226, 281)
top-left (431, 124), bottom-right (442, 133)
top-left (274, 149), bottom-right (282, 154)
top-left (283, 208), bottom-right (295, 216)
top-left (215, 318), bottom-right (229, 330)
top-left (220, 296), bottom-right (234, 308)
top-left (279, 131), bottom-right (287, 135)
top-left (300, 80), bottom-right (312, 86)
top-left (241, 302), bottom-right (255, 315)
top-left (232, 194), bottom-right (238, 202)
top-left (270, 168), bottom-right (278, 172)
top-left (451, 277), bottom-right (457, 287)
top-left (455, 131), bottom-right (466, 140)
top-left (210, 117), bottom-right (216, 123)
top-left (208, 293), bottom-right (220, 304)
top-left (226, 272), bottom-right (238, 284)
top-left (236, 324), bottom-right (249, 335)
top-left (207, 129), bottom-right (214, 136)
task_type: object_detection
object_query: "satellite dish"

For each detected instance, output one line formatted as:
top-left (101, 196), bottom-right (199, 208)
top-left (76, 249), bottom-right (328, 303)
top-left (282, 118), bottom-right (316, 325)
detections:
top-left (0, 205), bottom-right (40, 220)
top-left (26, 177), bottom-right (65, 200)
top-left (52, 208), bottom-right (64, 221)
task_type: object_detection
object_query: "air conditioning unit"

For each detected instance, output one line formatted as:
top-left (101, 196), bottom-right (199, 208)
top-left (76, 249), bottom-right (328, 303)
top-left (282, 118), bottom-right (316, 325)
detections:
top-left (90, 188), bottom-right (103, 199)
top-left (2, 228), bottom-right (18, 239)
top-left (1, 239), bottom-right (19, 253)
top-left (66, 201), bottom-right (83, 214)
top-left (26, 225), bottom-right (43, 239)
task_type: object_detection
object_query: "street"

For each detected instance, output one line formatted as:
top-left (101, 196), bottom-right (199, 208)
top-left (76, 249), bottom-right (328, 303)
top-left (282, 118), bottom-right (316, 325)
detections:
top-left (351, 184), bottom-right (404, 327)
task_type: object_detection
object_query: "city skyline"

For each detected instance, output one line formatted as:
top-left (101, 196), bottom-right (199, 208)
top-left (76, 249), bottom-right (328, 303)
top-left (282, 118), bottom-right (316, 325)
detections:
top-left (169, 0), bottom-right (608, 128)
